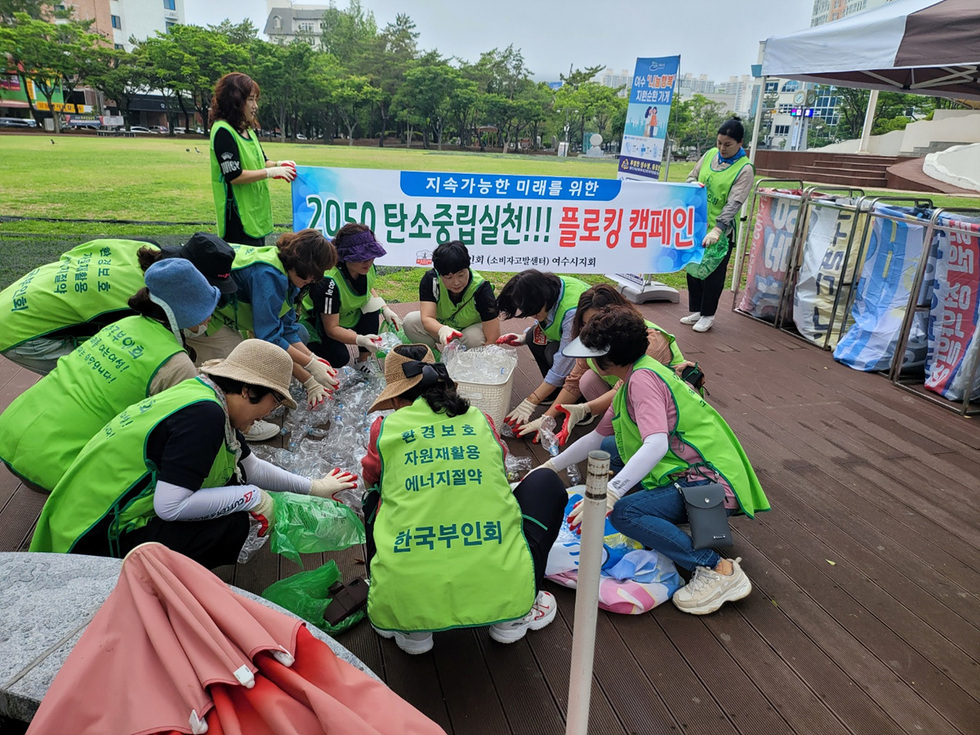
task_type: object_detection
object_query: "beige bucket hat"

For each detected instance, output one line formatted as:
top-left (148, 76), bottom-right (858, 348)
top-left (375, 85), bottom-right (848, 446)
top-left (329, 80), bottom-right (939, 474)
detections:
top-left (200, 339), bottom-right (298, 409)
top-left (368, 344), bottom-right (438, 413)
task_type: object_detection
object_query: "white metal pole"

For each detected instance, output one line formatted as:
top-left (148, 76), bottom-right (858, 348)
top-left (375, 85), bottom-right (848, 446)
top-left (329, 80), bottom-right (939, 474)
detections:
top-left (857, 89), bottom-right (879, 154)
top-left (732, 77), bottom-right (767, 291)
top-left (565, 449), bottom-right (611, 735)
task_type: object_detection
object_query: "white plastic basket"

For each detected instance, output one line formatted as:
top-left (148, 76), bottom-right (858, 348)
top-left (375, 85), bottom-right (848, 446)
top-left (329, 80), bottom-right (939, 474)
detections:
top-left (446, 349), bottom-right (517, 430)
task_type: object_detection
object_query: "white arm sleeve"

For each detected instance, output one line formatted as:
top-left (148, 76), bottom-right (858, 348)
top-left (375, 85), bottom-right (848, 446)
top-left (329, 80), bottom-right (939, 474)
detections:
top-left (154, 480), bottom-right (264, 522)
top-left (607, 433), bottom-right (669, 499)
top-left (550, 430), bottom-right (605, 471)
top-left (240, 452), bottom-right (312, 494)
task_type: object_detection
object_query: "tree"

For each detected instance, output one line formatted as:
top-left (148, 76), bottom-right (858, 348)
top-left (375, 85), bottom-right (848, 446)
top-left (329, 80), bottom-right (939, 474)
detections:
top-left (250, 39), bottom-right (317, 142)
top-left (328, 74), bottom-right (381, 143)
top-left (396, 61), bottom-right (460, 149)
top-left (0, 12), bottom-right (103, 132)
top-left (360, 13), bottom-right (418, 146)
top-left (85, 47), bottom-right (148, 127)
top-left (319, 0), bottom-right (377, 67)
top-left (676, 94), bottom-right (727, 156)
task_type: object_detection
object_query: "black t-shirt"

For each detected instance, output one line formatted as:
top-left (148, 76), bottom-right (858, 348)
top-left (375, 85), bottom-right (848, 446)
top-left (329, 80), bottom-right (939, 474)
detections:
top-left (148, 401), bottom-right (250, 489)
top-left (308, 263), bottom-right (368, 319)
top-left (213, 126), bottom-right (267, 245)
top-left (418, 269), bottom-right (498, 322)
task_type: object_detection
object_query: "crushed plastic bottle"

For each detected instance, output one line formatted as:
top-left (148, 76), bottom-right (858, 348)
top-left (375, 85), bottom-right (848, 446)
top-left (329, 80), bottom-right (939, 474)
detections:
top-left (536, 415), bottom-right (581, 484)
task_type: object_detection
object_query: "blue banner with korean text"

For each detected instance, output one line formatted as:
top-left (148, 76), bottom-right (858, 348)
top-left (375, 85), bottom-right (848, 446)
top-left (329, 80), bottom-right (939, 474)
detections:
top-left (292, 166), bottom-right (707, 274)
top-left (618, 55), bottom-right (680, 182)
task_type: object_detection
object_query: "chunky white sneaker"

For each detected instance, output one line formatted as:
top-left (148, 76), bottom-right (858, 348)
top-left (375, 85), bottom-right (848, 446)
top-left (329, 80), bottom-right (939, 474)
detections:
top-left (692, 315), bottom-right (715, 333)
top-left (243, 419), bottom-right (279, 442)
top-left (373, 626), bottom-right (434, 655)
top-left (680, 312), bottom-right (702, 325)
top-left (489, 590), bottom-right (558, 644)
top-left (672, 557), bottom-right (752, 615)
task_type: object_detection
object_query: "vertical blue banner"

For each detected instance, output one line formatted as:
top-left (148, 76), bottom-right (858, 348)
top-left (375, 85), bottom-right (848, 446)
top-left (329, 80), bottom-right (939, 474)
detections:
top-left (618, 56), bottom-right (680, 182)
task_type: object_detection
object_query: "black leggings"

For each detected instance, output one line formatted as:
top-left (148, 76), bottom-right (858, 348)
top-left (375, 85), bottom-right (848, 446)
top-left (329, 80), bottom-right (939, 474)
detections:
top-left (687, 244), bottom-right (733, 318)
top-left (364, 468), bottom-right (567, 589)
top-left (117, 512), bottom-right (250, 570)
top-left (308, 310), bottom-right (381, 367)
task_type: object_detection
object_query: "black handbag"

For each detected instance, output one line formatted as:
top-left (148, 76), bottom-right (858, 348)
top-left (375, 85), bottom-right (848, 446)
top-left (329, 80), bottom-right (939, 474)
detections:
top-left (677, 482), bottom-right (733, 549)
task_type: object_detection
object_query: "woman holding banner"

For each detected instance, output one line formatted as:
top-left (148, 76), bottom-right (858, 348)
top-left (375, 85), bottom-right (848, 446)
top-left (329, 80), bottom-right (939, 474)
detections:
top-left (682, 117), bottom-right (755, 333)
top-left (209, 72), bottom-right (297, 247)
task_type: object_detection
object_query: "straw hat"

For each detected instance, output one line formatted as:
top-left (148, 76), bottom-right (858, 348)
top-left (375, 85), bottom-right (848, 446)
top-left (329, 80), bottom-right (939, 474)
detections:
top-left (368, 344), bottom-right (438, 413)
top-left (200, 339), bottom-right (298, 409)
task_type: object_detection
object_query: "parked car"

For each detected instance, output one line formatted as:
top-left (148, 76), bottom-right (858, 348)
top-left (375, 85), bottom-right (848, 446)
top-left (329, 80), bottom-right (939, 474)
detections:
top-left (149, 125), bottom-right (169, 134)
top-left (295, 133), bottom-right (308, 140)
top-left (128, 125), bottom-right (153, 134)
top-left (173, 127), bottom-right (186, 135)
top-left (0, 117), bottom-right (36, 128)
top-left (66, 120), bottom-right (102, 130)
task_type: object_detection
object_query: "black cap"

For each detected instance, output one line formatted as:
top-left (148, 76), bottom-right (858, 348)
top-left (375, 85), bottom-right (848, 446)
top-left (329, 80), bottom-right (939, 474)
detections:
top-left (177, 233), bottom-right (237, 294)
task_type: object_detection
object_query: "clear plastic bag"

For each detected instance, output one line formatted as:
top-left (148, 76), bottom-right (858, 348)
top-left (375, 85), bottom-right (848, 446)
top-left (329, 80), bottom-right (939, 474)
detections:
top-left (269, 492), bottom-right (366, 566)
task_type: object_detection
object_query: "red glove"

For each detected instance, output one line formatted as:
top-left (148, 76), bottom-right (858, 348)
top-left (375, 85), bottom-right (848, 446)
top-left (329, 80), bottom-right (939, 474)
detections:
top-left (496, 333), bottom-right (526, 346)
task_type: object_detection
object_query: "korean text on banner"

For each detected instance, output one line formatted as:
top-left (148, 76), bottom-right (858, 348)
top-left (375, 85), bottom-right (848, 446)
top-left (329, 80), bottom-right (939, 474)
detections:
top-left (618, 56), bottom-right (679, 183)
top-left (291, 166), bottom-right (707, 275)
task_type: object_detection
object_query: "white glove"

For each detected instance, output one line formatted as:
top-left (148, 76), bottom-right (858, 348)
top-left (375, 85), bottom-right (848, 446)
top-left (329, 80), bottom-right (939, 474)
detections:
top-left (381, 306), bottom-right (402, 331)
top-left (525, 458), bottom-right (558, 478)
top-left (266, 166), bottom-right (297, 182)
top-left (567, 488), bottom-right (618, 534)
top-left (437, 325), bottom-right (464, 346)
top-left (496, 332), bottom-right (526, 347)
top-left (504, 398), bottom-right (538, 428)
top-left (355, 334), bottom-right (382, 354)
top-left (555, 402), bottom-right (591, 446)
top-left (702, 227), bottom-right (722, 247)
top-left (304, 355), bottom-right (339, 390)
top-left (517, 416), bottom-right (546, 441)
top-left (248, 489), bottom-right (275, 537)
top-left (276, 159), bottom-right (296, 169)
top-left (310, 468), bottom-right (359, 499)
top-left (303, 376), bottom-right (328, 408)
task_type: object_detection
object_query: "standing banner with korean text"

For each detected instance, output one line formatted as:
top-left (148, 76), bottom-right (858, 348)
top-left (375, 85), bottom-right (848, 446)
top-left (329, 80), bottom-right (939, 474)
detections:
top-left (291, 166), bottom-right (706, 274)
top-left (924, 213), bottom-right (980, 402)
top-left (618, 55), bottom-right (679, 183)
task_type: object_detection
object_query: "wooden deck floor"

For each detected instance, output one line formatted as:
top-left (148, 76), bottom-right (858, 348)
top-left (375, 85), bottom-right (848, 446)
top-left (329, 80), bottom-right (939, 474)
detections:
top-left (1, 291), bottom-right (978, 735)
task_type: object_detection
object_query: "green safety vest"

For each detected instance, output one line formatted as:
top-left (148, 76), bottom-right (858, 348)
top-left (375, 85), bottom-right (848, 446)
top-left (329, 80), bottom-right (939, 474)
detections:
top-left (540, 276), bottom-right (589, 342)
top-left (210, 120), bottom-right (272, 239)
top-left (612, 355), bottom-right (769, 517)
top-left (0, 316), bottom-right (184, 492)
top-left (368, 398), bottom-right (535, 632)
top-left (317, 264), bottom-right (377, 329)
top-left (0, 239), bottom-right (152, 352)
top-left (698, 147), bottom-right (754, 235)
top-left (210, 244), bottom-right (292, 338)
top-left (589, 319), bottom-right (685, 388)
top-left (433, 269), bottom-right (487, 330)
top-left (30, 378), bottom-right (239, 555)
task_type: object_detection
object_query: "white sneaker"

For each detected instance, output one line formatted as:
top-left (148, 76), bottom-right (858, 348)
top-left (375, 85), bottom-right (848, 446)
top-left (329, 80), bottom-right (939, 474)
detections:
top-left (489, 590), bottom-right (558, 644)
top-left (679, 312), bottom-right (702, 325)
top-left (243, 420), bottom-right (279, 442)
top-left (692, 315), bottom-right (715, 332)
top-left (672, 557), bottom-right (752, 615)
top-left (373, 626), bottom-right (433, 655)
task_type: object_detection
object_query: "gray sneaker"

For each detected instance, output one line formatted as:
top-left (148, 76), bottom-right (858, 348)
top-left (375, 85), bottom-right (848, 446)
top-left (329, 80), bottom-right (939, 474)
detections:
top-left (672, 557), bottom-right (752, 615)
top-left (373, 626), bottom-right (433, 655)
top-left (679, 312), bottom-right (702, 325)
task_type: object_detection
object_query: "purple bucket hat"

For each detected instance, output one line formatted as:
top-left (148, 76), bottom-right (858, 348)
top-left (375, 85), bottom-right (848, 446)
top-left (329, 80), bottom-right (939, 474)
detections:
top-left (335, 230), bottom-right (387, 262)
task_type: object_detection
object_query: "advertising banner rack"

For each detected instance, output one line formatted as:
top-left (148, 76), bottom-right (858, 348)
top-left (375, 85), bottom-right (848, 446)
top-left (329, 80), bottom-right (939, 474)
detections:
top-left (777, 186), bottom-right (866, 348)
top-left (731, 179), bottom-right (806, 326)
top-left (891, 207), bottom-right (980, 416)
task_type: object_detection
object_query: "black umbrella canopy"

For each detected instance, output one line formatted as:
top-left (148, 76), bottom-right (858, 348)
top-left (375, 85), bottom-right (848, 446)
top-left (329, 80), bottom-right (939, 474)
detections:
top-left (761, 0), bottom-right (980, 101)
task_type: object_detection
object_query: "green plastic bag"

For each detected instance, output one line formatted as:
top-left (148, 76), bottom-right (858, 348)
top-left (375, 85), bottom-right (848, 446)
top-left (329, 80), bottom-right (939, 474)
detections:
top-left (261, 561), bottom-right (365, 635)
top-left (685, 230), bottom-right (730, 280)
top-left (269, 492), bottom-right (365, 566)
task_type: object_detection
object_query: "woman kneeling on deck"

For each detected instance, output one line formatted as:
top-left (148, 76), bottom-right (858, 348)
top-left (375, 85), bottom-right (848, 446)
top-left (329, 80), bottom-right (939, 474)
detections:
top-left (540, 307), bottom-right (769, 615)
top-left (29, 340), bottom-right (357, 569)
top-left (361, 344), bottom-right (567, 654)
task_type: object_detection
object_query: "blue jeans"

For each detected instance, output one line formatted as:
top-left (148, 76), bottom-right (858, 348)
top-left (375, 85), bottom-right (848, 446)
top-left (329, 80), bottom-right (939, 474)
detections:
top-left (610, 478), bottom-right (732, 572)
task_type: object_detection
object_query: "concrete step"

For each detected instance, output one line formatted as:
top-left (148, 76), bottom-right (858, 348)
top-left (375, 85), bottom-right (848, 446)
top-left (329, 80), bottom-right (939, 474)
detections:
top-left (756, 168), bottom-right (887, 189)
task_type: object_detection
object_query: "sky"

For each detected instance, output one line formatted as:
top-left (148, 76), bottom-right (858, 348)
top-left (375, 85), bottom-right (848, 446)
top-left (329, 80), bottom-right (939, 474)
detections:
top-left (183, 0), bottom-right (814, 83)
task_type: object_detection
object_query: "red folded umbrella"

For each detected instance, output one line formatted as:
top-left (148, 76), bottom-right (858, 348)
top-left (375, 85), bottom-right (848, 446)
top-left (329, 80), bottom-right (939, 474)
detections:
top-left (28, 543), bottom-right (443, 735)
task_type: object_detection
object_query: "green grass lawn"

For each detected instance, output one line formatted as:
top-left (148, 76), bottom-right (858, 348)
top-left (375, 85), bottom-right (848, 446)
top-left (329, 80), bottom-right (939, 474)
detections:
top-left (0, 132), bottom-right (696, 296)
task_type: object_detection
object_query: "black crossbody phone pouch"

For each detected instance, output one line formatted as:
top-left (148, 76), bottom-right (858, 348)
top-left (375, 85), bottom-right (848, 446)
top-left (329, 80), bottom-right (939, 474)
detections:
top-left (676, 482), bottom-right (733, 549)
